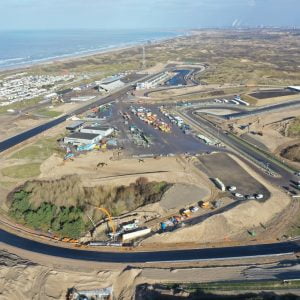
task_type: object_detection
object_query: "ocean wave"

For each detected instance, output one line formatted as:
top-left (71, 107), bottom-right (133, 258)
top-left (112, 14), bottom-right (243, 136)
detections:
top-left (0, 57), bottom-right (27, 65)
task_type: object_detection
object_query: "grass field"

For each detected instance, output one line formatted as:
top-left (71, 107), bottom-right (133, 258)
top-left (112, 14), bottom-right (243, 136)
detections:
top-left (1, 163), bottom-right (41, 179)
top-left (34, 108), bottom-right (62, 118)
top-left (0, 181), bottom-right (16, 188)
top-left (10, 137), bottom-right (62, 160)
top-left (0, 97), bottom-right (42, 114)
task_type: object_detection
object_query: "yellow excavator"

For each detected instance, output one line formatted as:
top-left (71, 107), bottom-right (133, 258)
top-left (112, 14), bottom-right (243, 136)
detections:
top-left (94, 206), bottom-right (116, 234)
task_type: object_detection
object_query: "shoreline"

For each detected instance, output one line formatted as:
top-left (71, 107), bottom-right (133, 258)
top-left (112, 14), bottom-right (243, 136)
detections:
top-left (0, 31), bottom-right (189, 73)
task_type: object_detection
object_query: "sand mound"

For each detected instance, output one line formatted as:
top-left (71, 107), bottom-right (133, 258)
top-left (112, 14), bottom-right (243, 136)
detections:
top-left (0, 250), bottom-right (122, 300)
top-left (160, 183), bottom-right (210, 210)
top-left (143, 186), bottom-right (289, 245)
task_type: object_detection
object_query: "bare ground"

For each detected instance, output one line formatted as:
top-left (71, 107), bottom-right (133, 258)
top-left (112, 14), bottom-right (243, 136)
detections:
top-left (0, 248), bottom-right (299, 300)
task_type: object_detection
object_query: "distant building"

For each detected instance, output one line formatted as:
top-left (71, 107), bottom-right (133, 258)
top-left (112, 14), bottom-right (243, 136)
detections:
top-left (136, 72), bottom-right (169, 90)
top-left (80, 126), bottom-right (114, 137)
top-left (97, 80), bottom-right (125, 92)
top-left (64, 132), bottom-right (101, 145)
top-left (96, 75), bottom-right (125, 92)
top-left (287, 86), bottom-right (300, 92)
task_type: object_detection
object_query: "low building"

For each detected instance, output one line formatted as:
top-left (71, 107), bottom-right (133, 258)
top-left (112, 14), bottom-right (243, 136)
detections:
top-left (64, 132), bottom-right (101, 145)
top-left (80, 126), bottom-right (114, 137)
top-left (96, 75), bottom-right (125, 92)
top-left (287, 86), bottom-right (300, 92)
top-left (66, 121), bottom-right (85, 132)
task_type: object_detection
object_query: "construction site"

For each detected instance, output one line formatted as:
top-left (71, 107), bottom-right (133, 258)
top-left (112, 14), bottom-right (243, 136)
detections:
top-left (0, 28), bottom-right (300, 300)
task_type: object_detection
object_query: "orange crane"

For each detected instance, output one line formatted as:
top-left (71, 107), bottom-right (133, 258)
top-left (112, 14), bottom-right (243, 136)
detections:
top-left (94, 206), bottom-right (116, 234)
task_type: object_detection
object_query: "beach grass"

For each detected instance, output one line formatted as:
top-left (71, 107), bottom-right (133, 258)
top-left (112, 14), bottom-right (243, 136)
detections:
top-left (1, 163), bottom-right (41, 179)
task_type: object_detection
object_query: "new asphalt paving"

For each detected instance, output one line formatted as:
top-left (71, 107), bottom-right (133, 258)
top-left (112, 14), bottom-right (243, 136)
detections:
top-left (0, 229), bottom-right (299, 263)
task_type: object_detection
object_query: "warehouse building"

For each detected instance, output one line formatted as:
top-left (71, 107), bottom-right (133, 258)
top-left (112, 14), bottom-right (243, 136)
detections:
top-left (80, 125), bottom-right (114, 137)
top-left (64, 132), bottom-right (102, 145)
top-left (96, 75), bottom-right (125, 92)
top-left (66, 121), bottom-right (85, 132)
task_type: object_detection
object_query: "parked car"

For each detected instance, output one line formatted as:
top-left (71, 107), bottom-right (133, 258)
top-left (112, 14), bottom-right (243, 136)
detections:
top-left (234, 193), bottom-right (244, 198)
top-left (255, 194), bottom-right (264, 200)
top-left (190, 206), bottom-right (199, 213)
top-left (228, 186), bottom-right (237, 192)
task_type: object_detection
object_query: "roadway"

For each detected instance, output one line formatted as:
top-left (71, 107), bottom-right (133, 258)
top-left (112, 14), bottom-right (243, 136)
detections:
top-left (180, 108), bottom-right (299, 192)
top-left (0, 228), bottom-right (299, 263)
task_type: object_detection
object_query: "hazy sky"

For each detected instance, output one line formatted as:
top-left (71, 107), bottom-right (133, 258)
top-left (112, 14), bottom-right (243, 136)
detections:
top-left (0, 0), bottom-right (299, 30)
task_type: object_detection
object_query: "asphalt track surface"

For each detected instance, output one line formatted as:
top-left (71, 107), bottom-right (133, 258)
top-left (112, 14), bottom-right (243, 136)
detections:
top-left (224, 99), bottom-right (300, 119)
top-left (0, 229), bottom-right (299, 263)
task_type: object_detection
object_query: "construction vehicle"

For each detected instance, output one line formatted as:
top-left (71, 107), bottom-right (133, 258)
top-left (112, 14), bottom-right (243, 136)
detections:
top-left (88, 206), bottom-right (116, 235)
top-left (199, 201), bottom-right (213, 209)
top-left (180, 209), bottom-right (192, 218)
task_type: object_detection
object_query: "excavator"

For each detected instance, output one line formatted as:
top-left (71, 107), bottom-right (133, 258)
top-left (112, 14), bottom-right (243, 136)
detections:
top-left (92, 206), bottom-right (116, 235)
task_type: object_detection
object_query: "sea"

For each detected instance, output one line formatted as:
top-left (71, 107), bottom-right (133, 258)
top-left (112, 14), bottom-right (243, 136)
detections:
top-left (0, 29), bottom-right (182, 70)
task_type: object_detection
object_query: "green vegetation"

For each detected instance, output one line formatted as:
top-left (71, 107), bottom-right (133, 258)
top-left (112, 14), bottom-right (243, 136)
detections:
top-left (8, 176), bottom-right (172, 238)
top-left (1, 163), bottom-right (41, 179)
top-left (0, 97), bottom-right (42, 114)
top-left (287, 117), bottom-right (300, 137)
top-left (20, 176), bottom-right (171, 215)
top-left (9, 190), bottom-right (85, 238)
top-left (34, 108), bottom-right (62, 118)
top-left (10, 137), bottom-right (62, 160)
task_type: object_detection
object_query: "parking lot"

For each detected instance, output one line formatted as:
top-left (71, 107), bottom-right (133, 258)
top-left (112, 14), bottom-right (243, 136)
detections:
top-left (100, 101), bottom-right (215, 156)
top-left (198, 152), bottom-right (270, 201)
